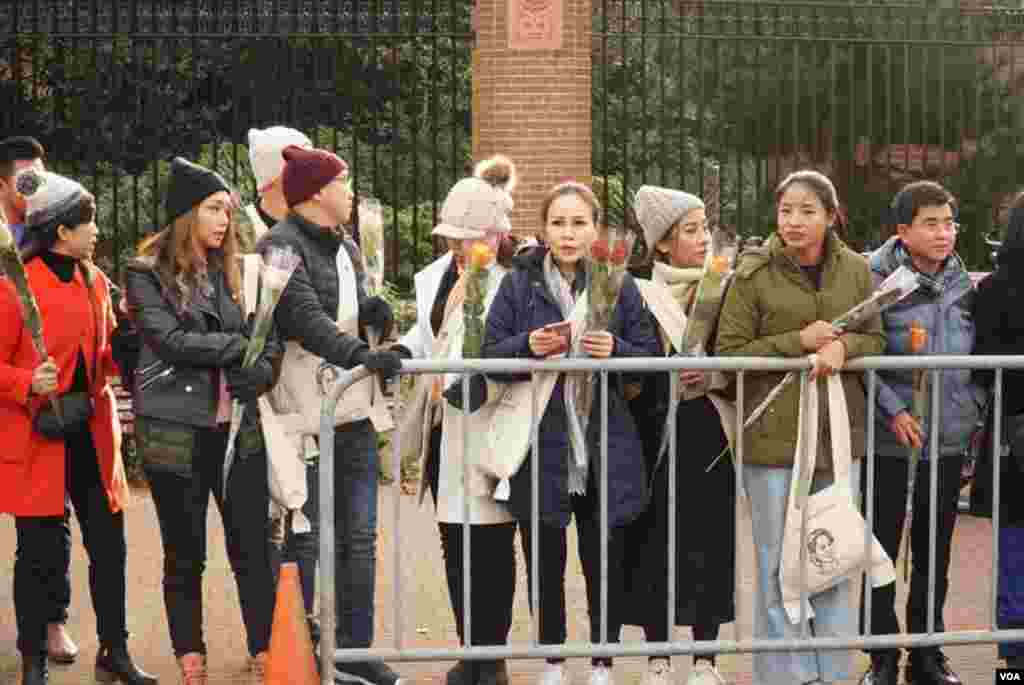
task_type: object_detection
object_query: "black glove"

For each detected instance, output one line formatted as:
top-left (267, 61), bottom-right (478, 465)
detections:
top-left (442, 373), bottom-right (488, 413)
top-left (353, 347), bottom-right (403, 382)
top-left (358, 296), bottom-right (395, 340)
top-left (390, 344), bottom-right (414, 360)
top-left (225, 360), bottom-right (275, 403)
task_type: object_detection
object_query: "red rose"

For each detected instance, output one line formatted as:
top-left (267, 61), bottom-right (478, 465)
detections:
top-left (590, 239), bottom-right (610, 261)
top-left (610, 240), bottom-right (628, 265)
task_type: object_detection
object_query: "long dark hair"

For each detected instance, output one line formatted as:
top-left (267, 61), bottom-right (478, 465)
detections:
top-left (135, 207), bottom-right (242, 310)
top-left (995, 191), bottom-right (1024, 277)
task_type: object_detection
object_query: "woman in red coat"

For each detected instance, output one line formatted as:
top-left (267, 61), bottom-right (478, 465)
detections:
top-left (0, 170), bottom-right (155, 685)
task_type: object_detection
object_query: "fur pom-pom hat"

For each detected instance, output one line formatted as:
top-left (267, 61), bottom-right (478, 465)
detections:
top-left (432, 155), bottom-right (517, 240)
top-left (20, 169), bottom-right (86, 229)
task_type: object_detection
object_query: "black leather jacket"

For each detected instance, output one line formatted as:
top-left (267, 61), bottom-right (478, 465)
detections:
top-left (124, 257), bottom-right (283, 428)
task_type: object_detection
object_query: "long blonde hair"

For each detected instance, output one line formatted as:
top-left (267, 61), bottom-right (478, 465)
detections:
top-left (136, 207), bottom-right (241, 310)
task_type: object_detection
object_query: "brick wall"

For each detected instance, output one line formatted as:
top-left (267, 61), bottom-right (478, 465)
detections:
top-left (473, 0), bottom-right (593, 236)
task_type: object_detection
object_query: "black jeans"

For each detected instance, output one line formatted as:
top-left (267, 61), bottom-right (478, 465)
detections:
top-left (146, 426), bottom-right (275, 657)
top-left (438, 521), bottom-right (517, 647)
top-left (15, 425), bottom-right (127, 656)
top-left (860, 454), bottom-right (962, 657)
top-left (518, 497), bottom-right (626, 665)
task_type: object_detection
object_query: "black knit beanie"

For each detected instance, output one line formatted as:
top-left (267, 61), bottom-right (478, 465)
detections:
top-left (165, 157), bottom-right (232, 224)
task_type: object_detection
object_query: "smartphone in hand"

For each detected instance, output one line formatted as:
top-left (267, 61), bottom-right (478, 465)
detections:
top-left (543, 321), bottom-right (572, 354)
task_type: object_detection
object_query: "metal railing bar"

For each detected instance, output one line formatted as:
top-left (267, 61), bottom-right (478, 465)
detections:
top-left (926, 369), bottom-right (940, 635)
top-left (864, 370), bottom-right (876, 637)
top-left (331, 628), bottom-right (1024, 662)
top-left (396, 355), bottom-right (1024, 375)
top-left (991, 369), bottom-right (1003, 631)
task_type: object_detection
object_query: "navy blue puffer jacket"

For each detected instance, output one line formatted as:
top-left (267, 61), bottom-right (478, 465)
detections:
top-left (483, 249), bottom-right (659, 528)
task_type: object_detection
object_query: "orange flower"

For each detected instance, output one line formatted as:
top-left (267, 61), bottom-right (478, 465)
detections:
top-left (710, 255), bottom-right (730, 274)
top-left (468, 243), bottom-right (495, 270)
top-left (909, 320), bottom-right (928, 353)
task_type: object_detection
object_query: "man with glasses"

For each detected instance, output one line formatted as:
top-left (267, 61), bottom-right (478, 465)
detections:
top-left (858, 181), bottom-right (980, 685)
top-left (256, 145), bottom-right (406, 685)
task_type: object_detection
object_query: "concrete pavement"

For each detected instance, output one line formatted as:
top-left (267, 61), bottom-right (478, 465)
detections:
top-left (0, 484), bottom-right (1008, 684)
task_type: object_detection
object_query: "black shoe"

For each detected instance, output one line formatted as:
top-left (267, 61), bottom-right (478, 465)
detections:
top-left (447, 661), bottom-right (476, 685)
top-left (95, 645), bottom-right (159, 685)
top-left (22, 654), bottom-right (48, 685)
top-left (859, 651), bottom-right (899, 685)
top-left (906, 651), bottom-right (962, 685)
top-left (335, 660), bottom-right (405, 685)
top-left (477, 660), bottom-right (509, 685)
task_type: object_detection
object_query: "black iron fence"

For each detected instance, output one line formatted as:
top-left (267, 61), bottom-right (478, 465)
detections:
top-left (1, 0), bottom-right (474, 288)
top-left (7, 1), bottom-right (1024, 280)
top-left (593, 0), bottom-right (1024, 270)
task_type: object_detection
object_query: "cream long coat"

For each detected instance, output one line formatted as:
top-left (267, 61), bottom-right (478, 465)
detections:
top-left (397, 253), bottom-right (514, 525)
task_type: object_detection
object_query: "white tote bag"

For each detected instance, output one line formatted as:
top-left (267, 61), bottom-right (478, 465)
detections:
top-left (241, 254), bottom-right (310, 535)
top-left (779, 373), bottom-right (895, 624)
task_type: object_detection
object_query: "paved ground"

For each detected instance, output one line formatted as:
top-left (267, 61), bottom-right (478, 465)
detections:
top-left (0, 483), bottom-right (1009, 685)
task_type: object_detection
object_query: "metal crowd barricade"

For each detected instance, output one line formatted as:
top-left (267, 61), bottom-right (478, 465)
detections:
top-left (316, 355), bottom-right (1024, 685)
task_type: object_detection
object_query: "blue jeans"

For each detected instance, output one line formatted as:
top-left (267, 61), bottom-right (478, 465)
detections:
top-left (744, 464), bottom-right (859, 685)
top-left (332, 419), bottom-right (379, 649)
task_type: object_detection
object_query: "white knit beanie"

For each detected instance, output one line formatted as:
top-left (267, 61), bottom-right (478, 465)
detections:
top-left (634, 185), bottom-right (704, 251)
top-left (247, 126), bottom-right (312, 192)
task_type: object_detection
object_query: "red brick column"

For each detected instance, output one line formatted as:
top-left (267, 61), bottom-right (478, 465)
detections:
top-left (472, 0), bottom-right (592, 236)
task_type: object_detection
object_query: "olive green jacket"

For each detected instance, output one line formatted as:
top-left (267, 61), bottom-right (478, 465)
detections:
top-left (714, 231), bottom-right (886, 469)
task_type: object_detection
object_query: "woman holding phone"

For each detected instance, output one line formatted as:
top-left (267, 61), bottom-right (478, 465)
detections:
top-left (483, 180), bottom-right (658, 685)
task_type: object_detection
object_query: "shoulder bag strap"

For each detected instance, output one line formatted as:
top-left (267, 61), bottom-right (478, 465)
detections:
top-left (788, 372), bottom-right (819, 511)
top-left (825, 373), bottom-right (854, 488)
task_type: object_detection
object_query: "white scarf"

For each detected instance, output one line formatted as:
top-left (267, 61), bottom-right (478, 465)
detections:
top-left (541, 254), bottom-right (590, 495)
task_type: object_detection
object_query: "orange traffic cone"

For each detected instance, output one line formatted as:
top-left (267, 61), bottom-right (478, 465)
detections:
top-left (265, 562), bottom-right (319, 685)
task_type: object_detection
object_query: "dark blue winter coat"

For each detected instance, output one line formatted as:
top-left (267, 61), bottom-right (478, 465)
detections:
top-left (482, 248), bottom-right (659, 528)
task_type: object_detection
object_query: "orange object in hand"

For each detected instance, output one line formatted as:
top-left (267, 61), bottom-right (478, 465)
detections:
top-left (468, 243), bottom-right (495, 270)
top-left (710, 254), bottom-right (730, 274)
top-left (909, 320), bottom-right (928, 353)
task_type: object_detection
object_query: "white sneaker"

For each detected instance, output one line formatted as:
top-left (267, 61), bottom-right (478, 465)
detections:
top-left (640, 658), bottom-right (673, 685)
top-left (588, 664), bottom-right (614, 685)
top-left (684, 660), bottom-right (727, 685)
top-left (538, 662), bottom-right (568, 685)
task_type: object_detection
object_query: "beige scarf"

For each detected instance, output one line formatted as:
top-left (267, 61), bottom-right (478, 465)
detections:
top-left (650, 261), bottom-right (702, 352)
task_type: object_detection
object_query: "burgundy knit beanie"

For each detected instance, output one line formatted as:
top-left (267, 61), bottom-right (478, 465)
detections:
top-left (281, 145), bottom-right (348, 208)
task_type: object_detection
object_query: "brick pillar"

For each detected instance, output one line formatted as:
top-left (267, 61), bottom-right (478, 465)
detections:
top-left (472, 0), bottom-right (592, 236)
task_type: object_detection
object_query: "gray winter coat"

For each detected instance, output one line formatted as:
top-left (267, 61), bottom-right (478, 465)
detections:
top-left (869, 237), bottom-right (984, 459)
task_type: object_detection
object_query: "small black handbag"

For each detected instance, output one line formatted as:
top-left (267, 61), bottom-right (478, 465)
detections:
top-left (32, 392), bottom-right (95, 439)
top-left (31, 264), bottom-right (103, 440)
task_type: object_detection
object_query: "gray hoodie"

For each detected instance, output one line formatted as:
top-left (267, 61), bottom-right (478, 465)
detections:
top-left (868, 236), bottom-right (984, 459)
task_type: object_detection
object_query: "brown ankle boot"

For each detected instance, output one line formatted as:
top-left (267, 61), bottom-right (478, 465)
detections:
top-left (178, 652), bottom-right (207, 685)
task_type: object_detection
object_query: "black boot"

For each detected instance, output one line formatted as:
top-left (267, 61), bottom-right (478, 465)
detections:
top-left (477, 660), bottom-right (509, 685)
top-left (21, 653), bottom-right (48, 685)
top-left (906, 650), bottom-right (961, 685)
top-left (446, 660), bottom-right (476, 685)
top-left (95, 645), bottom-right (158, 685)
top-left (858, 651), bottom-right (899, 685)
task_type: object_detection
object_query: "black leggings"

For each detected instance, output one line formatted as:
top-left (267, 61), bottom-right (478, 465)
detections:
top-left (518, 496), bottom-right (626, 667)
